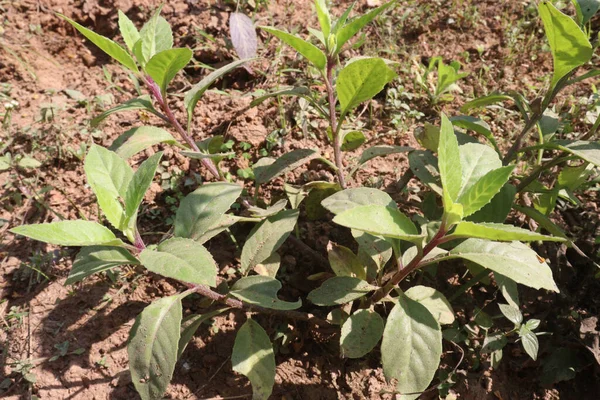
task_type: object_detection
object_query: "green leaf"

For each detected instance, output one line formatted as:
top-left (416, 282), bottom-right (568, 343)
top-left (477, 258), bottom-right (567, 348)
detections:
top-left (513, 205), bottom-right (568, 239)
top-left (519, 324), bottom-right (539, 361)
top-left (11, 221), bottom-right (123, 247)
top-left (408, 150), bottom-right (442, 195)
top-left (230, 276), bottom-right (301, 310)
top-left (328, 243), bottom-right (366, 279)
top-left (314, 0), bottom-right (331, 37)
top-left (352, 145), bottom-right (413, 175)
top-left (381, 293), bottom-right (442, 399)
top-left (321, 187), bottom-right (396, 214)
top-left (435, 60), bottom-right (468, 96)
top-left (467, 184), bottom-right (516, 223)
top-left (84, 144), bottom-right (133, 232)
top-left (457, 165), bottom-right (514, 217)
top-left (248, 199), bottom-right (289, 218)
top-left (335, 0), bottom-right (396, 53)
top-left (340, 309), bottom-right (384, 358)
top-left (539, 1), bottom-right (593, 89)
top-left (260, 27), bottom-right (326, 69)
top-left (177, 308), bottom-right (228, 359)
top-left (174, 182), bottom-right (242, 241)
top-left (307, 276), bottom-right (378, 306)
top-left (254, 253), bottom-right (281, 278)
top-left (118, 10), bottom-right (140, 51)
top-left (481, 332), bottom-right (508, 353)
top-left (451, 116), bottom-right (499, 153)
top-left (139, 238), bottom-right (217, 286)
top-left (341, 130), bottom-right (366, 151)
top-left (452, 221), bottom-right (566, 242)
top-left (123, 152), bottom-right (162, 233)
top-left (457, 143), bottom-right (502, 197)
top-left (405, 286), bottom-right (454, 325)
top-left (253, 149), bottom-right (319, 185)
top-left (353, 230), bottom-right (392, 280)
top-left (240, 209), bottom-right (299, 273)
top-left (232, 319), bottom-right (276, 400)
top-left (573, 0), bottom-right (600, 25)
top-left (109, 126), bottom-right (177, 159)
top-left (184, 59), bottom-right (250, 128)
top-left (193, 214), bottom-right (241, 245)
top-left (140, 8), bottom-right (173, 63)
top-left (333, 205), bottom-right (422, 242)
top-left (58, 14), bottom-right (138, 72)
top-left (438, 113), bottom-right (463, 205)
top-left (447, 239), bottom-right (558, 292)
top-left (499, 303), bottom-right (523, 326)
top-left (92, 95), bottom-right (161, 127)
top-left (495, 273), bottom-right (520, 308)
top-left (460, 93), bottom-right (513, 113)
top-left (337, 58), bottom-right (396, 115)
top-left (249, 86), bottom-right (311, 107)
top-left (554, 140), bottom-right (600, 167)
top-left (129, 294), bottom-right (183, 400)
top-left (145, 48), bottom-right (192, 96)
top-left (67, 246), bottom-right (139, 285)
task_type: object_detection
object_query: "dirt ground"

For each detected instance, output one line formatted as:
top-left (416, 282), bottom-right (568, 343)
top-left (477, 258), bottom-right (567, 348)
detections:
top-left (1, 0), bottom-right (600, 399)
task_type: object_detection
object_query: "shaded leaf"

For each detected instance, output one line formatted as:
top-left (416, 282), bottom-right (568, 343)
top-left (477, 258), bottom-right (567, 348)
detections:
top-left (231, 276), bottom-right (301, 310)
top-left (519, 325), bottom-right (539, 361)
top-left (307, 277), bottom-right (377, 306)
top-left (232, 319), bottom-right (276, 400)
top-left (67, 246), bottom-right (139, 285)
top-left (254, 149), bottom-right (319, 184)
top-left (405, 286), bottom-right (454, 325)
top-left (178, 308), bottom-right (228, 359)
top-left (123, 152), bottom-right (163, 233)
top-left (328, 242), bottom-right (366, 279)
top-left (340, 309), bottom-right (384, 358)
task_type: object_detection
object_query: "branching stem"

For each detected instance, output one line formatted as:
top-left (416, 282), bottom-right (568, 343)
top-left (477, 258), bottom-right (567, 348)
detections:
top-left (324, 57), bottom-right (347, 189)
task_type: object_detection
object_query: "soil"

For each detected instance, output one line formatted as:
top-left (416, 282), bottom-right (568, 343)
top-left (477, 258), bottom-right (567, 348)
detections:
top-left (1, 0), bottom-right (600, 399)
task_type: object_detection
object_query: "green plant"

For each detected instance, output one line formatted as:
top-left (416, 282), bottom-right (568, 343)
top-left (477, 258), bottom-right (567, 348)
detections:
top-left (8, 2), bottom-right (600, 400)
top-left (413, 56), bottom-right (469, 104)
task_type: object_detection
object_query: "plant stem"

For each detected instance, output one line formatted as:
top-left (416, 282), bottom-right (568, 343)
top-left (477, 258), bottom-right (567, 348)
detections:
top-left (324, 58), bottom-right (346, 189)
top-left (143, 76), bottom-right (221, 180)
top-left (191, 284), bottom-right (330, 326)
top-left (366, 223), bottom-right (448, 306)
top-left (515, 155), bottom-right (569, 193)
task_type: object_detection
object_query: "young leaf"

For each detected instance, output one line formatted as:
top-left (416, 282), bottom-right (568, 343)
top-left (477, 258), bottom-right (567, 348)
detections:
top-left (435, 60), bottom-right (468, 96)
top-left (232, 319), bottom-right (276, 400)
top-left (240, 209), bottom-right (299, 273)
top-left (340, 309), bottom-right (384, 358)
top-left (174, 182), bottom-right (242, 241)
top-left (230, 12), bottom-right (257, 59)
top-left (307, 276), bottom-right (378, 306)
top-left (253, 148), bottom-right (319, 185)
top-left (259, 26), bottom-right (327, 70)
top-left (118, 10), bottom-right (140, 51)
top-left (438, 113), bottom-right (463, 204)
top-left (405, 286), bottom-right (455, 325)
top-left (452, 221), bottom-right (567, 242)
top-left (145, 48), bottom-right (193, 96)
top-left (230, 276), bottom-right (301, 310)
top-left (321, 187), bottom-right (396, 214)
top-left (457, 165), bottom-right (514, 217)
top-left (58, 14), bottom-right (138, 72)
top-left (499, 303), bottom-right (523, 326)
top-left (177, 308), bottom-right (228, 359)
top-left (139, 238), bottom-right (217, 286)
top-left (335, 0), bottom-right (396, 54)
top-left (314, 0), bottom-right (331, 38)
top-left (91, 95), bottom-right (161, 127)
top-left (336, 58), bottom-right (397, 115)
top-left (66, 246), bottom-right (139, 285)
top-left (333, 205), bottom-right (422, 242)
top-left (467, 184), bottom-right (516, 223)
top-left (11, 221), bottom-right (123, 247)
top-left (129, 294), bottom-right (183, 400)
top-left (460, 93), bottom-right (513, 113)
top-left (539, 1), bottom-right (593, 89)
top-left (481, 332), bottom-right (508, 353)
top-left (457, 143), bottom-right (502, 197)
top-left (447, 239), bottom-right (559, 292)
top-left (519, 325), bottom-right (539, 361)
top-left (140, 7), bottom-right (173, 63)
top-left (328, 243), bottom-right (366, 279)
top-left (381, 293), bottom-right (442, 399)
top-left (123, 152), bottom-right (163, 233)
top-left (84, 144), bottom-right (133, 232)
top-left (109, 126), bottom-right (177, 159)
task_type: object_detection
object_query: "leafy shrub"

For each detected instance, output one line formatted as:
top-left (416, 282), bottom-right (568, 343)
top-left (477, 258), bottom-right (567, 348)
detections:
top-left (9, 1), bottom-right (600, 398)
